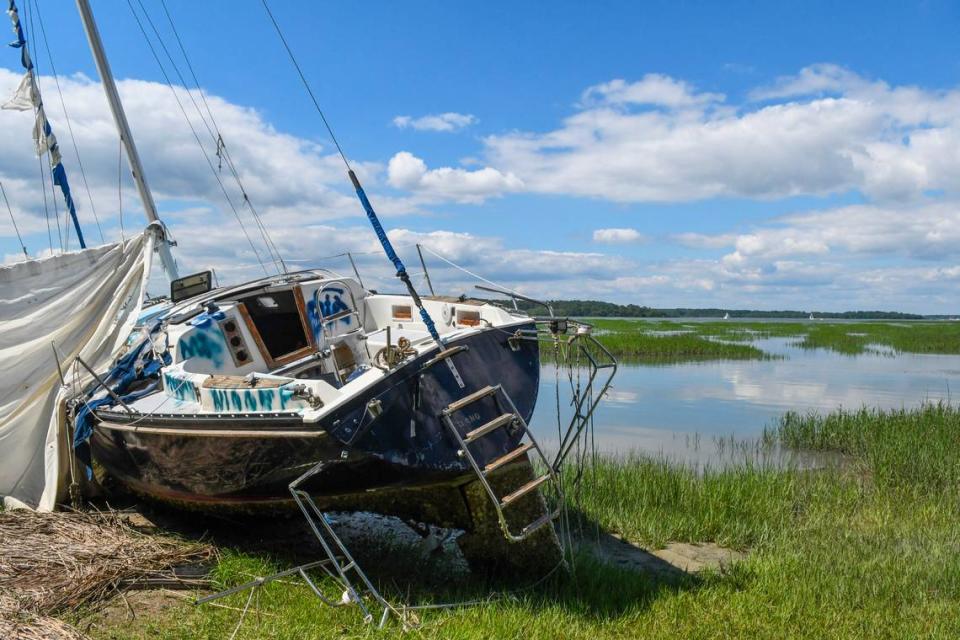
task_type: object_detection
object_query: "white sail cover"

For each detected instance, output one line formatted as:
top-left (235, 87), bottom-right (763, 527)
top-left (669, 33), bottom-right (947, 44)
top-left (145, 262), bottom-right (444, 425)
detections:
top-left (0, 231), bottom-right (154, 510)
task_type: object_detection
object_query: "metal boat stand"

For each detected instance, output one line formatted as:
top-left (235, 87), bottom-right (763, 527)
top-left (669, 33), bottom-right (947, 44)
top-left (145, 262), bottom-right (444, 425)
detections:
top-left (196, 462), bottom-right (398, 628)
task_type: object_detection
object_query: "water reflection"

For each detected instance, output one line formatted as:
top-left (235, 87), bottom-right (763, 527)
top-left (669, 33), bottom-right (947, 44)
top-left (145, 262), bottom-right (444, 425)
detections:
top-left (530, 336), bottom-right (957, 467)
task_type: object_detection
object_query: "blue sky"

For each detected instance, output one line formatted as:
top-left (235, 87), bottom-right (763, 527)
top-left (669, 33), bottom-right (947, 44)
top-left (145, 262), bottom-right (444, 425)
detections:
top-left (2, 1), bottom-right (960, 312)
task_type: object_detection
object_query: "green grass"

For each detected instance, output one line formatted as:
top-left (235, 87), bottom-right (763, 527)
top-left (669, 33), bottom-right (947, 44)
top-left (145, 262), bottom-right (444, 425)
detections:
top-left (586, 319), bottom-right (777, 362)
top-left (79, 404), bottom-right (960, 638)
top-left (587, 318), bottom-right (960, 358)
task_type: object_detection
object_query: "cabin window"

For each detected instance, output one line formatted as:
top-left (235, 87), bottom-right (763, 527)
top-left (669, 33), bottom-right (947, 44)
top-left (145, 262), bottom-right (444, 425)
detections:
top-left (456, 309), bottom-right (481, 327)
top-left (239, 290), bottom-right (309, 361)
top-left (392, 305), bottom-right (413, 321)
top-left (170, 270), bottom-right (212, 302)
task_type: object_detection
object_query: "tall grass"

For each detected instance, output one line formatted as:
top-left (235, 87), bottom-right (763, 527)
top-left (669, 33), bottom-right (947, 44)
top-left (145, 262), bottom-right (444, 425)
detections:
top-left (774, 403), bottom-right (960, 488)
top-left (586, 319), bottom-right (776, 362)
top-left (589, 318), bottom-right (960, 358)
top-left (80, 404), bottom-right (960, 638)
top-left (595, 331), bottom-right (772, 362)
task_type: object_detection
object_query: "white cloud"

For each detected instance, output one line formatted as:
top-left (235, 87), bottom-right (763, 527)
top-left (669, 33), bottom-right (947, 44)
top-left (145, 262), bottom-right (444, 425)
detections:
top-left (483, 65), bottom-right (960, 203)
top-left (392, 112), bottom-right (476, 132)
top-left (386, 151), bottom-right (522, 203)
top-left (592, 227), bottom-right (645, 244)
top-left (581, 75), bottom-right (724, 109)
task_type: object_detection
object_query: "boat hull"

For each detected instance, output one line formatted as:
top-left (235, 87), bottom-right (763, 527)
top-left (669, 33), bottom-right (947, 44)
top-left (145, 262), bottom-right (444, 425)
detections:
top-left (91, 322), bottom-right (540, 512)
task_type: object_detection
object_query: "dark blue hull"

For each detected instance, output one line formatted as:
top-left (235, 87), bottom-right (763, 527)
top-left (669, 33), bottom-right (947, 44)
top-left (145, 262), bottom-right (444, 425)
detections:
top-left (91, 322), bottom-right (540, 510)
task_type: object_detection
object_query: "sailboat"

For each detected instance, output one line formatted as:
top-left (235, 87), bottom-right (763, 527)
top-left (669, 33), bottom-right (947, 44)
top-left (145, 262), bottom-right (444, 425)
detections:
top-left (1, 0), bottom-right (615, 560)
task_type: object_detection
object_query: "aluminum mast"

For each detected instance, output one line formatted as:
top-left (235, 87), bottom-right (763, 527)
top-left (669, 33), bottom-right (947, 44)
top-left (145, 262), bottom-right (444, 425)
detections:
top-left (74, 0), bottom-right (178, 279)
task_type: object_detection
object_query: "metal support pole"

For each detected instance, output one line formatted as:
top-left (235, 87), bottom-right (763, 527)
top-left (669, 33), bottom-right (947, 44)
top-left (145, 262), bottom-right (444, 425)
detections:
top-left (75, 0), bottom-right (179, 279)
top-left (416, 244), bottom-right (435, 296)
top-left (346, 252), bottom-right (365, 289)
top-left (74, 355), bottom-right (134, 415)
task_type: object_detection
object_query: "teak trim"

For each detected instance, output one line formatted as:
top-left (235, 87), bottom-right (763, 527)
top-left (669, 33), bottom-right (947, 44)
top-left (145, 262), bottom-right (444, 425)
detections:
top-left (237, 300), bottom-right (314, 370)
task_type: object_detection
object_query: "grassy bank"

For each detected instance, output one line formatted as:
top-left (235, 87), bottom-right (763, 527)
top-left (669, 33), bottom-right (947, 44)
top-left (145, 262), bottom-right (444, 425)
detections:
top-left (587, 319), bottom-right (775, 362)
top-left (589, 318), bottom-right (960, 358)
top-left (78, 404), bottom-right (960, 638)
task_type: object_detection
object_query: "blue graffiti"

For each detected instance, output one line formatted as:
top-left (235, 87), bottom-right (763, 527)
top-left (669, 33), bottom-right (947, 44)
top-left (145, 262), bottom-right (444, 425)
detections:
top-left (178, 327), bottom-right (226, 369)
top-left (318, 287), bottom-right (351, 326)
top-left (306, 298), bottom-right (322, 344)
top-left (211, 389), bottom-right (228, 412)
top-left (279, 385), bottom-right (296, 410)
top-left (258, 389), bottom-right (275, 411)
top-left (163, 372), bottom-right (198, 403)
top-left (208, 386), bottom-right (293, 412)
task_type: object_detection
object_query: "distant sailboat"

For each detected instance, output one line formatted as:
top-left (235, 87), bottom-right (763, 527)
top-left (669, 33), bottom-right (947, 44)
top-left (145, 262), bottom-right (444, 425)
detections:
top-left (723, 313), bottom-right (730, 320)
top-left (809, 313), bottom-right (816, 320)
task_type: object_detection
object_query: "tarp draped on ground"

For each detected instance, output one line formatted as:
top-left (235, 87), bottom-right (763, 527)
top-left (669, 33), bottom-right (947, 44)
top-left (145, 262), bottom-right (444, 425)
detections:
top-left (0, 231), bottom-right (154, 510)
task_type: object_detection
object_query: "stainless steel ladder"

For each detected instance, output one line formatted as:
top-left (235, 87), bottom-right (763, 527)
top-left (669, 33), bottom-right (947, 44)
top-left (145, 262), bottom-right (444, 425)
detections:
top-left (441, 384), bottom-right (562, 542)
top-left (197, 462), bottom-right (395, 627)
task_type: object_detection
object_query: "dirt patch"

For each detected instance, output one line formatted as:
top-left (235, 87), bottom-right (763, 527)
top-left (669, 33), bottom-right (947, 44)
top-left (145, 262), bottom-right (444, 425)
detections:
top-left (589, 532), bottom-right (745, 580)
top-left (82, 589), bottom-right (189, 636)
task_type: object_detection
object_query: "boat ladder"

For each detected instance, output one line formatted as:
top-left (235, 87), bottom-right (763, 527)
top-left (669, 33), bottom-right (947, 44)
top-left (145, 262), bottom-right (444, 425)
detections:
top-left (441, 384), bottom-right (562, 542)
top-left (197, 462), bottom-right (395, 627)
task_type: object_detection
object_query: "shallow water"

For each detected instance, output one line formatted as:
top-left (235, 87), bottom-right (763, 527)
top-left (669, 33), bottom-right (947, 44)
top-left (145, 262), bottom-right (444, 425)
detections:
top-left (529, 336), bottom-right (958, 467)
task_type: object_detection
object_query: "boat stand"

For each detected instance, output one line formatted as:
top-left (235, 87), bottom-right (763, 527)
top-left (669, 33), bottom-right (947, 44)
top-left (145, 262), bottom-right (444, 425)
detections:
top-left (196, 462), bottom-right (397, 628)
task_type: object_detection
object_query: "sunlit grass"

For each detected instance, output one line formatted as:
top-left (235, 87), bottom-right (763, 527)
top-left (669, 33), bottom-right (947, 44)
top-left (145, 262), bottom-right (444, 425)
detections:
top-left (587, 318), bottom-right (960, 358)
top-left (80, 404), bottom-right (960, 639)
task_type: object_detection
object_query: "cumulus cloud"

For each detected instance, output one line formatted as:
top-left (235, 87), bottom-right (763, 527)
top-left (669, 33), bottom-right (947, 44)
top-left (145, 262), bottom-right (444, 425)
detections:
top-left (581, 75), bottom-right (724, 109)
top-left (386, 151), bottom-right (522, 203)
top-left (0, 69), bottom-right (388, 239)
top-left (592, 227), bottom-right (646, 244)
top-left (483, 65), bottom-right (960, 203)
top-left (392, 112), bottom-right (476, 132)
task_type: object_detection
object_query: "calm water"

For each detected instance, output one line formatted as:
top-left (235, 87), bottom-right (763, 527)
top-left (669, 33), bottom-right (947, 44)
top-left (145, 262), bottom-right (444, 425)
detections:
top-left (529, 336), bottom-right (959, 465)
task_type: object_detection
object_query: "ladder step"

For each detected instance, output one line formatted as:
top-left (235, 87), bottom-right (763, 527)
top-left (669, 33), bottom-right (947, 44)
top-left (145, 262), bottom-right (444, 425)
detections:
top-left (484, 443), bottom-right (534, 474)
top-left (464, 413), bottom-right (515, 443)
top-left (444, 385), bottom-right (498, 414)
top-left (519, 511), bottom-right (556, 537)
top-left (500, 474), bottom-right (551, 508)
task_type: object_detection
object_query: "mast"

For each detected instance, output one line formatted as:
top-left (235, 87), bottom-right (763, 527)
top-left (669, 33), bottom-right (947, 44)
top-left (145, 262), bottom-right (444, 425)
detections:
top-left (74, 0), bottom-right (178, 279)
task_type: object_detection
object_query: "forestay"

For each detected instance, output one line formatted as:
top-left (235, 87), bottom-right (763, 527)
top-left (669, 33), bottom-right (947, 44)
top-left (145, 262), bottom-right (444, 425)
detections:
top-left (0, 230), bottom-right (154, 510)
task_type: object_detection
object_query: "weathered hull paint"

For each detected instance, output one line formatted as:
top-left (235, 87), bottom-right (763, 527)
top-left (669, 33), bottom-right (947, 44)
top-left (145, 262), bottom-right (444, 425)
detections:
top-left (91, 323), bottom-right (540, 510)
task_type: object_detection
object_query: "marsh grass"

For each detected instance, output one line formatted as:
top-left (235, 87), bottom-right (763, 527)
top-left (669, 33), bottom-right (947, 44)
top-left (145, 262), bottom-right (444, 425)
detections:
top-left (588, 318), bottom-right (960, 359)
top-left (584, 319), bottom-right (777, 362)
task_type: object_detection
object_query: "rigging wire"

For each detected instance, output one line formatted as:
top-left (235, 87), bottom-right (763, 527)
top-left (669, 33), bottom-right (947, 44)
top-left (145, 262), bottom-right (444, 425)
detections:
top-left (33, 0), bottom-right (104, 244)
top-left (1, 181), bottom-right (28, 258)
top-left (141, 0), bottom-right (287, 274)
top-left (259, 0), bottom-right (351, 173)
top-left (123, 0), bottom-right (271, 276)
top-left (118, 136), bottom-right (125, 242)
top-left (22, 0), bottom-right (58, 253)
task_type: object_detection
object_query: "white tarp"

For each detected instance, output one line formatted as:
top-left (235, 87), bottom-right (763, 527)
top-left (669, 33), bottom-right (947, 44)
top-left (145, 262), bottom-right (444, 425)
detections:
top-left (0, 231), bottom-right (154, 510)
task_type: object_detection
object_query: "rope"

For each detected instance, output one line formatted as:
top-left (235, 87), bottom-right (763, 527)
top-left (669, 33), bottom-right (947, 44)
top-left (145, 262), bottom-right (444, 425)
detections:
top-left (124, 0), bottom-right (271, 276)
top-left (260, 0), bottom-right (352, 173)
top-left (1, 181), bottom-right (28, 258)
top-left (34, 0), bottom-right (104, 244)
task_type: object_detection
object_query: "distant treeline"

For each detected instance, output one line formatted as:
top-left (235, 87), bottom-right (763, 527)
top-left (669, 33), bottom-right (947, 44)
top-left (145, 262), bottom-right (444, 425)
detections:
top-left (500, 299), bottom-right (927, 320)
